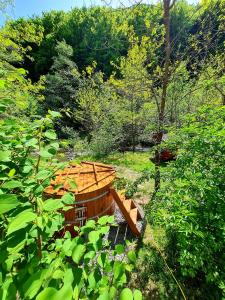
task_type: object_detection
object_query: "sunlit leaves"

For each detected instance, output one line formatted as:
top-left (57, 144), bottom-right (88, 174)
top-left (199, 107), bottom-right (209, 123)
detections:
top-left (44, 130), bottom-right (57, 140)
top-left (151, 106), bottom-right (225, 295)
top-left (7, 209), bottom-right (36, 235)
top-left (61, 192), bottom-right (75, 204)
top-left (43, 199), bottom-right (64, 212)
top-left (0, 194), bottom-right (19, 214)
top-left (0, 87), bottom-right (141, 300)
top-left (72, 244), bottom-right (86, 264)
top-left (0, 150), bottom-right (11, 162)
top-left (119, 288), bottom-right (133, 300)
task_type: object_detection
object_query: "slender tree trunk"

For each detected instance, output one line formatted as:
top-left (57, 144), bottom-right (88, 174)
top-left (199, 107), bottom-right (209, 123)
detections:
top-left (154, 0), bottom-right (174, 193)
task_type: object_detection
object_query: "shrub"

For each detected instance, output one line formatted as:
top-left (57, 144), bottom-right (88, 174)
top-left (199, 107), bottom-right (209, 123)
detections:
top-left (150, 106), bottom-right (225, 298)
top-left (0, 106), bottom-right (142, 299)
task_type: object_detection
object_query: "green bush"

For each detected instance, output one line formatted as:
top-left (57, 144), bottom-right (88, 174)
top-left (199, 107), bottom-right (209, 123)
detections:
top-left (0, 107), bottom-right (142, 299)
top-left (150, 106), bottom-right (225, 298)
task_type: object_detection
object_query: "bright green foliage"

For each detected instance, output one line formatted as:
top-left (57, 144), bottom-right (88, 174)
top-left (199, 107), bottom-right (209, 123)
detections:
top-left (150, 106), bottom-right (225, 298)
top-left (109, 41), bottom-right (154, 150)
top-left (0, 20), bottom-right (44, 116)
top-left (0, 103), bottom-right (142, 299)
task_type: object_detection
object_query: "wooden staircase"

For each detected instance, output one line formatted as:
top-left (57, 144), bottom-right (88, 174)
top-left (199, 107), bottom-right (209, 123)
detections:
top-left (110, 188), bottom-right (143, 237)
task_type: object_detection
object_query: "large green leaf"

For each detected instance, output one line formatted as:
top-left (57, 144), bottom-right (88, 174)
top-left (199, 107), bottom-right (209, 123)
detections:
top-left (44, 130), bottom-right (57, 140)
top-left (61, 192), bottom-right (75, 204)
top-left (25, 138), bottom-right (38, 147)
top-left (39, 148), bottom-right (54, 158)
top-left (0, 150), bottom-right (11, 162)
top-left (2, 180), bottom-right (23, 189)
top-left (72, 244), bottom-right (86, 264)
top-left (97, 290), bottom-right (110, 300)
top-left (88, 230), bottom-right (100, 243)
top-left (127, 250), bottom-right (136, 263)
top-left (115, 244), bottom-right (125, 255)
top-left (7, 209), bottom-right (36, 235)
top-left (119, 288), bottom-right (133, 300)
top-left (7, 228), bottom-right (27, 254)
top-left (36, 170), bottom-right (52, 180)
top-left (0, 194), bottom-right (20, 214)
top-left (43, 199), bottom-right (64, 212)
top-left (133, 289), bottom-right (142, 300)
top-left (53, 285), bottom-right (73, 300)
top-left (23, 270), bottom-right (47, 299)
top-left (36, 287), bottom-right (57, 300)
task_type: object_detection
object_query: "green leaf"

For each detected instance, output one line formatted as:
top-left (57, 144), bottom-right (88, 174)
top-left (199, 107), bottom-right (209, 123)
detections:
top-left (18, 68), bottom-right (26, 75)
top-left (0, 194), bottom-right (20, 214)
top-left (98, 216), bottom-right (110, 225)
top-left (52, 269), bottom-right (64, 280)
top-left (97, 290), bottom-right (110, 300)
top-left (63, 268), bottom-right (74, 285)
top-left (68, 179), bottom-right (77, 189)
top-left (61, 192), bottom-right (75, 204)
top-left (48, 111), bottom-right (61, 118)
top-left (22, 165), bottom-right (33, 174)
top-left (39, 149), bottom-right (54, 158)
top-left (88, 230), bottom-right (100, 243)
top-left (8, 169), bottom-right (16, 177)
top-left (44, 130), bottom-right (57, 140)
top-left (133, 289), bottom-right (142, 300)
top-left (99, 226), bottom-right (110, 235)
top-left (25, 138), bottom-right (38, 147)
top-left (72, 244), bottom-right (86, 264)
top-left (2, 180), bottom-right (22, 189)
top-left (7, 228), bottom-right (27, 254)
top-left (43, 199), bottom-right (64, 211)
top-left (119, 288), bottom-right (133, 300)
top-left (54, 285), bottom-right (73, 300)
top-left (73, 285), bottom-right (79, 300)
top-left (127, 250), bottom-right (136, 263)
top-left (88, 269), bottom-right (101, 289)
top-left (62, 239), bottom-right (73, 256)
top-left (36, 170), bottom-right (52, 180)
top-left (115, 244), bottom-right (125, 255)
top-left (23, 270), bottom-right (47, 299)
top-left (36, 287), bottom-right (57, 300)
top-left (113, 261), bottom-right (124, 280)
top-left (7, 209), bottom-right (36, 235)
top-left (84, 250), bottom-right (95, 262)
top-left (109, 287), bottom-right (117, 299)
top-left (0, 150), bottom-right (11, 162)
top-left (97, 253), bottom-right (107, 267)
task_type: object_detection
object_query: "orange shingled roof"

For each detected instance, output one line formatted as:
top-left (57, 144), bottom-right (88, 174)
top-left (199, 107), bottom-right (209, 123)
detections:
top-left (44, 161), bottom-right (116, 196)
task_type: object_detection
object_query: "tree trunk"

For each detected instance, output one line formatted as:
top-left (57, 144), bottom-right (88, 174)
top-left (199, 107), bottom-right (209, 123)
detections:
top-left (154, 0), bottom-right (174, 193)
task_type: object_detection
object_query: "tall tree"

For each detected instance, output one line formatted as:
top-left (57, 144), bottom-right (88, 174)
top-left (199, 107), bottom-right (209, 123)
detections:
top-left (43, 40), bottom-right (81, 137)
top-left (153, 0), bottom-right (176, 192)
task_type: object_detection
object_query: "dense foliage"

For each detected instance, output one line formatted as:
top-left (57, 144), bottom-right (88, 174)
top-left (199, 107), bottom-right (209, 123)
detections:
top-left (3, 0), bottom-right (224, 155)
top-left (150, 106), bottom-right (225, 298)
top-left (0, 107), bottom-right (142, 299)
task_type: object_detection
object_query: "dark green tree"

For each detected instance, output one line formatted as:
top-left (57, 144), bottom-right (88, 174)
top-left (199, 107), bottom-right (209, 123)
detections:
top-left (43, 40), bottom-right (81, 138)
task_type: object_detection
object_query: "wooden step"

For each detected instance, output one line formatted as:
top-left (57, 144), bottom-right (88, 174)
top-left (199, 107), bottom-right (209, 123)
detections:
top-left (123, 199), bottom-right (132, 212)
top-left (130, 208), bottom-right (138, 225)
top-left (118, 191), bottom-right (126, 202)
top-left (110, 188), bottom-right (143, 237)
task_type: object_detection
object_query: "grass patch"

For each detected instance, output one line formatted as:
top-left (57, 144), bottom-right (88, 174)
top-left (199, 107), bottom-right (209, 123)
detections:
top-left (73, 151), bottom-right (154, 173)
